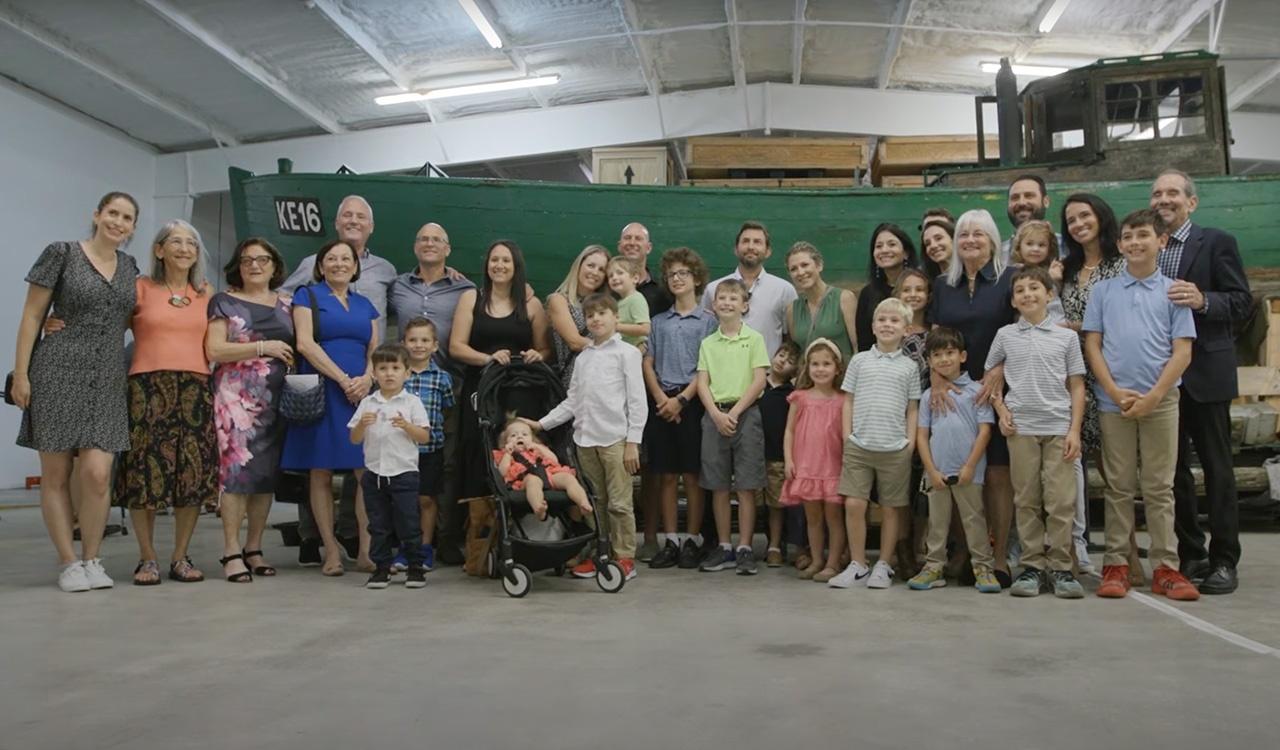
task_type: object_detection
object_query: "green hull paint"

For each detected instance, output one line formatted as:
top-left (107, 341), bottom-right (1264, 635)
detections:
top-left (230, 168), bottom-right (1280, 297)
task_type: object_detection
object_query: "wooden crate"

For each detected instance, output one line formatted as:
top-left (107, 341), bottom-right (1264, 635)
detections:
top-left (685, 137), bottom-right (868, 176)
top-left (591, 146), bottom-right (670, 186)
top-left (683, 176), bottom-right (857, 189)
top-left (874, 135), bottom-right (1003, 175)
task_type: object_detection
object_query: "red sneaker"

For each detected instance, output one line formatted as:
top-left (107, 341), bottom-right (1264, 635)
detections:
top-left (571, 559), bottom-right (597, 578)
top-left (1152, 566), bottom-right (1201, 601)
top-left (1097, 564), bottom-right (1131, 598)
top-left (619, 558), bottom-right (637, 581)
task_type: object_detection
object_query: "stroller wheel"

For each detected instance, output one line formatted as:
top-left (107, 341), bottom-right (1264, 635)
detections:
top-left (596, 561), bottom-right (626, 593)
top-left (502, 564), bottom-right (532, 598)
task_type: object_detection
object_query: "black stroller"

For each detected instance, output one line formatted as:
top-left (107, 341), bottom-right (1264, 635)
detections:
top-left (474, 357), bottom-right (626, 598)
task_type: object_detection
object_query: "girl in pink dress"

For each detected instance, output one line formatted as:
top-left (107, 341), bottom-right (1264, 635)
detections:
top-left (782, 338), bottom-right (848, 581)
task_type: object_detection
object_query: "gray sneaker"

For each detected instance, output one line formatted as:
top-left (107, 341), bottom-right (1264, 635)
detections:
top-left (699, 546), bottom-right (735, 572)
top-left (1051, 570), bottom-right (1085, 599)
top-left (1010, 568), bottom-right (1046, 597)
top-left (637, 539), bottom-right (660, 563)
top-left (735, 547), bottom-right (758, 575)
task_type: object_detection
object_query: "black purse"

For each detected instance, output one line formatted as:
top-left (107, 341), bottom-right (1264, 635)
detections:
top-left (279, 285), bottom-right (327, 425)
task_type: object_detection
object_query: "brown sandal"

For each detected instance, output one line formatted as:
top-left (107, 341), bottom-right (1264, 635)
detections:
top-left (133, 560), bottom-right (161, 586)
top-left (169, 556), bottom-right (204, 583)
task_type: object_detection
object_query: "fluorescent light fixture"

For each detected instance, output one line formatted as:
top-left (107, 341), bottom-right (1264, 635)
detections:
top-left (980, 61), bottom-right (1069, 77)
top-left (1036, 0), bottom-right (1073, 34)
top-left (376, 75), bottom-right (561, 105)
top-left (457, 0), bottom-right (503, 49)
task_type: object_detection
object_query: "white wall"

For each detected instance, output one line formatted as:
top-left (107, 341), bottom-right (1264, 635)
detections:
top-left (0, 79), bottom-right (158, 488)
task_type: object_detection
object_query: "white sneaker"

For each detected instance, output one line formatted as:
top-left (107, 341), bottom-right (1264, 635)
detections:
top-left (827, 560), bottom-right (871, 589)
top-left (58, 561), bottom-right (91, 593)
top-left (82, 558), bottom-right (114, 589)
top-left (866, 560), bottom-right (895, 589)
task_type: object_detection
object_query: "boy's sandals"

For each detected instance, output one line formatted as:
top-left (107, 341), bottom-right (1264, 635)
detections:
top-left (133, 560), bottom-right (162, 586)
top-left (168, 557), bottom-right (205, 583)
top-left (243, 549), bottom-right (276, 577)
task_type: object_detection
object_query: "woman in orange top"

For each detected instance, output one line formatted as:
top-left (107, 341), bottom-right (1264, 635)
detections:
top-left (114, 220), bottom-right (220, 585)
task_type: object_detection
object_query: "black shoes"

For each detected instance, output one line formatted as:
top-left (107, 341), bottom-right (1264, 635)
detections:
top-left (338, 535), bottom-right (360, 561)
top-left (298, 539), bottom-right (322, 567)
top-left (405, 565), bottom-right (427, 589)
top-left (1180, 557), bottom-right (1211, 584)
top-left (365, 568), bottom-right (392, 589)
top-left (1198, 564), bottom-right (1238, 595)
top-left (676, 538), bottom-right (704, 569)
top-left (650, 540), bottom-right (680, 569)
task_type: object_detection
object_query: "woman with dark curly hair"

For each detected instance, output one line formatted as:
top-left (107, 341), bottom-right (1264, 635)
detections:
top-left (854, 223), bottom-right (919, 353)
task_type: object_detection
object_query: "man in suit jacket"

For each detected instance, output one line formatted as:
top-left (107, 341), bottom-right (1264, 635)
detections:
top-left (1151, 169), bottom-right (1251, 594)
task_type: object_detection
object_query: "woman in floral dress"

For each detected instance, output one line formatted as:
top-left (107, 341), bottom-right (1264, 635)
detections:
top-left (205, 238), bottom-right (295, 582)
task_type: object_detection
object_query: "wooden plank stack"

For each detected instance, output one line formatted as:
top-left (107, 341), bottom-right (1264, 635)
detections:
top-left (682, 137), bottom-right (868, 189)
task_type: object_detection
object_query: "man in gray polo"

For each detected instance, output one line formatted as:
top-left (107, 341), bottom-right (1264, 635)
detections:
top-left (702, 220), bottom-right (797, 357)
top-left (389, 222), bottom-right (476, 564)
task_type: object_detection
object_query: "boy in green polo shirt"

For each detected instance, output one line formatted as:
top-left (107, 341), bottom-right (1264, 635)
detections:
top-left (695, 278), bottom-right (770, 575)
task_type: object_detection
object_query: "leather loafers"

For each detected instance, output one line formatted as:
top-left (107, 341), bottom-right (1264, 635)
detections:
top-left (1180, 557), bottom-right (1210, 584)
top-left (1198, 564), bottom-right (1238, 595)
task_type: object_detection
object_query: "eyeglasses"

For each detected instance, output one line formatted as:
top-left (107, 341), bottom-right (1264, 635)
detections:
top-left (665, 269), bottom-right (692, 280)
top-left (240, 256), bottom-right (274, 267)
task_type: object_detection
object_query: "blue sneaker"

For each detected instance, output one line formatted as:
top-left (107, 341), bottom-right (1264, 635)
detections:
top-left (419, 543), bottom-right (435, 572)
top-left (390, 552), bottom-right (408, 573)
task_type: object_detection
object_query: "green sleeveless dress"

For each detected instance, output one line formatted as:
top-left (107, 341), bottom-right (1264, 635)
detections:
top-left (790, 286), bottom-right (853, 362)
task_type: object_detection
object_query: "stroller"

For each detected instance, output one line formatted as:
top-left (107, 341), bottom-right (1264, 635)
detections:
top-left (474, 357), bottom-right (627, 598)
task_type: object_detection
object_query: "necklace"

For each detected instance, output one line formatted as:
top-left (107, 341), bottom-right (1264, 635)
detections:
top-left (1083, 262), bottom-right (1099, 271)
top-left (165, 282), bottom-right (191, 307)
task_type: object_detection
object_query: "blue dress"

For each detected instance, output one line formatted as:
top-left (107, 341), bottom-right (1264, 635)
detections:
top-left (281, 283), bottom-right (378, 470)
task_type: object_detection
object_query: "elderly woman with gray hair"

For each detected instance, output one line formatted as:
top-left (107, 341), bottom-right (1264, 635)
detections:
top-left (113, 220), bottom-right (221, 585)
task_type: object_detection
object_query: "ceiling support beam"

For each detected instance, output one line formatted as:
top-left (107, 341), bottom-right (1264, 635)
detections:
top-left (1228, 60), bottom-right (1280, 110)
top-left (137, 0), bottom-right (346, 133)
top-left (725, 0), bottom-right (746, 89)
top-left (0, 4), bottom-right (239, 145)
top-left (1152, 0), bottom-right (1219, 52)
top-left (791, 0), bottom-right (806, 85)
top-left (618, 0), bottom-right (659, 97)
top-left (877, 0), bottom-right (914, 89)
top-left (309, 0), bottom-right (442, 122)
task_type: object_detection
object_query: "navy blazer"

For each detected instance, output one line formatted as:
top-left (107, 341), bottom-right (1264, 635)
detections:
top-left (1175, 223), bottom-right (1252, 403)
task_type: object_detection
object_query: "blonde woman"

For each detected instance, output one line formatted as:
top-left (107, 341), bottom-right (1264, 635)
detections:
top-left (546, 244), bottom-right (609, 387)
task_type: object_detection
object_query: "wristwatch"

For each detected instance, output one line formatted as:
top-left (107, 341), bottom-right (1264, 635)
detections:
top-left (676, 394), bottom-right (689, 407)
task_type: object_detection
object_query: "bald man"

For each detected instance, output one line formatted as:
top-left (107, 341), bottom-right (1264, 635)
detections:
top-left (618, 222), bottom-right (672, 316)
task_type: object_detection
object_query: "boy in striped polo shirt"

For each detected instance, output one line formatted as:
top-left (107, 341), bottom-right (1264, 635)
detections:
top-left (986, 265), bottom-right (1086, 599)
top-left (828, 298), bottom-right (921, 590)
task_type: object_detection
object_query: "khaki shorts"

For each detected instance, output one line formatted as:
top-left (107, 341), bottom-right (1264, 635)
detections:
top-left (760, 460), bottom-right (786, 508)
top-left (837, 440), bottom-right (914, 507)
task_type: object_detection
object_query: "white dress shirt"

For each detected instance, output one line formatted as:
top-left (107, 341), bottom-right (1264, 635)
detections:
top-left (346, 388), bottom-right (430, 476)
top-left (540, 333), bottom-right (647, 447)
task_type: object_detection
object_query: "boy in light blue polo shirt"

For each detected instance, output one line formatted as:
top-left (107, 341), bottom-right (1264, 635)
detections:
top-left (909, 327), bottom-right (1001, 593)
top-left (1083, 208), bottom-right (1200, 602)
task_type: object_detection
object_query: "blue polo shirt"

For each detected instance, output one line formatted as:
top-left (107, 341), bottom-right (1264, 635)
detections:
top-left (648, 305), bottom-right (717, 392)
top-left (919, 374), bottom-right (994, 482)
top-left (1082, 267), bottom-right (1197, 413)
top-left (929, 261), bottom-right (1016, 382)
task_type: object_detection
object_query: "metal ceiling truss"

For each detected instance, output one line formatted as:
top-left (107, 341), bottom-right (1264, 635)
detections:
top-left (877, 0), bottom-right (915, 89)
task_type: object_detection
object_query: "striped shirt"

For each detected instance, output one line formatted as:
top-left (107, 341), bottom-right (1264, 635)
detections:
top-left (841, 345), bottom-right (922, 451)
top-left (985, 316), bottom-right (1086, 436)
top-left (404, 362), bottom-right (454, 452)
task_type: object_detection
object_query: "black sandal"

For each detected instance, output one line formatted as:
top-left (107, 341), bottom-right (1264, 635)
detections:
top-left (243, 549), bottom-right (277, 577)
top-left (219, 553), bottom-right (252, 583)
top-left (168, 556), bottom-right (205, 583)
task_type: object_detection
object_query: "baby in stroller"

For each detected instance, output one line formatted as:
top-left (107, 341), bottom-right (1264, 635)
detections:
top-left (493, 418), bottom-right (593, 520)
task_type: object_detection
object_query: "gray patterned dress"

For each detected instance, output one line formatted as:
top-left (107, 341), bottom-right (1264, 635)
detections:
top-left (1060, 254), bottom-right (1125, 455)
top-left (18, 241), bottom-right (138, 453)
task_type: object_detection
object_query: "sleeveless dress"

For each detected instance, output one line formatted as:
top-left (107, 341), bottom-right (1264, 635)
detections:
top-left (280, 283), bottom-right (378, 471)
top-left (18, 241), bottom-right (137, 453)
top-left (208, 292), bottom-right (295, 493)
top-left (549, 292), bottom-right (587, 389)
top-left (791, 286), bottom-right (853, 362)
top-left (458, 298), bottom-right (538, 498)
top-left (779, 389), bottom-right (844, 504)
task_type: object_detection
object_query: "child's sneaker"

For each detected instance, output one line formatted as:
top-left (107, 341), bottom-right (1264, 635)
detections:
top-left (676, 538), bottom-right (704, 569)
top-left (1010, 568), bottom-right (1046, 597)
top-left (636, 539), bottom-right (659, 563)
top-left (82, 558), bottom-right (114, 589)
top-left (1151, 565), bottom-right (1200, 601)
top-left (619, 558), bottom-right (638, 581)
top-left (1096, 564), bottom-right (1131, 598)
top-left (699, 546), bottom-right (735, 572)
top-left (419, 543), bottom-right (435, 572)
top-left (908, 565), bottom-right (946, 590)
top-left (735, 547), bottom-right (758, 576)
top-left (58, 560), bottom-right (91, 593)
top-left (649, 540), bottom-right (680, 569)
top-left (1050, 570), bottom-right (1085, 599)
top-left (366, 568), bottom-right (392, 589)
top-left (973, 566), bottom-right (1002, 593)
top-left (827, 560), bottom-right (870, 589)
top-left (390, 552), bottom-right (408, 573)
top-left (765, 548), bottom-right (784, 568)
top-left (571, 559), bottom-right (598, 578)
top-left (866, 560), bottom-right (894, 589)
top-left (405, 565), bottom-right (427, 588)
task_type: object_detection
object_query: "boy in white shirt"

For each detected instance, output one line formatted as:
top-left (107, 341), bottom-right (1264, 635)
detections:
top-left (349, 344), bottom-right (432, 589)
top-left (534, 292), bottom-right (648, 581)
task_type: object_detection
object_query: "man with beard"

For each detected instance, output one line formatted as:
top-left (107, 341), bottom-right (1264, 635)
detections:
top-left (702, 221), bottom-right (797, 357)
top-left (1151, 169), bottom-right (1251, 594)
top-left (618, 222), bottom-right (673, 316)
top-left (1001, 175), bottom-right (1062, 264)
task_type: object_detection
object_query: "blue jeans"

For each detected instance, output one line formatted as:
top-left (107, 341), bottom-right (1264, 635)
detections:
top-left (361, 471), bottom-right (422, 567)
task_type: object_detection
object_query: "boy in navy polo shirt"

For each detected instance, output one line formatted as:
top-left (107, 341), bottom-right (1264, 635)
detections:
top-left (1083, 208), bottom-right (1200, 601)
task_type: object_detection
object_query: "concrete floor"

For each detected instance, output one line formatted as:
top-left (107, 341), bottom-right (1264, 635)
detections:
top-left (1, 497), bottom-right (1279, 750)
